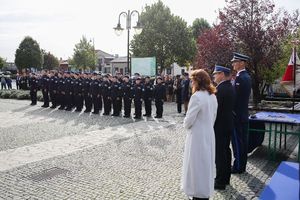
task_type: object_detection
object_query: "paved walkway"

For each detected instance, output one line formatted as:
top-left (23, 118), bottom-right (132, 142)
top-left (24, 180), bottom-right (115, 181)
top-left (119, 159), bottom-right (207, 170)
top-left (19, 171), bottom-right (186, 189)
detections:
top-left (0, 99), bottom-right (298, 199)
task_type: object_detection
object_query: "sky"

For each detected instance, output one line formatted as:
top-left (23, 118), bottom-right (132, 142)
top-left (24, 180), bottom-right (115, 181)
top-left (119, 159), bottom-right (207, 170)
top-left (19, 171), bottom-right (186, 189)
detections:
top-left (0, 0), bottom-right (299, 62)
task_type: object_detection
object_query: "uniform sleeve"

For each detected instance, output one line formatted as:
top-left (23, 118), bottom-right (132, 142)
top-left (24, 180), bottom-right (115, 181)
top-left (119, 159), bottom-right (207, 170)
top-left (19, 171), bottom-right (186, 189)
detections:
top-left (183, 94), bottom-right (201, 130)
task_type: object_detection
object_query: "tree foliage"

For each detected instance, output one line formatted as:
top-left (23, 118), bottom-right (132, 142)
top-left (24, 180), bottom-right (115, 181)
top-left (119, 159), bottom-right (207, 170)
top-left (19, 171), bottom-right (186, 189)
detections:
top-left (0, 56), bottom-right (5, 69)
top-left (195, 24), bottom-right (234, 70)
top-left (42, 51), bottom-right (59, 70)
top-left (131, 0), bottom-right (196, 71)
top-left (15, 36), bottom-right (43, 70)
top-left (72, 36), bottom-right (96, 70)
top-left (215, 0), bottom-right (299, 104)
top-left (191, 18), bottom-right (211, 39)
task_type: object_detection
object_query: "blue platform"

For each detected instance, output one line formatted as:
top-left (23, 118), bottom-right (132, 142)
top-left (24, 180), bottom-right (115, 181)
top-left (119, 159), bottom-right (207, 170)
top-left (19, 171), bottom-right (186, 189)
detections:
top-left (259, 161), bottom-right (300, 200)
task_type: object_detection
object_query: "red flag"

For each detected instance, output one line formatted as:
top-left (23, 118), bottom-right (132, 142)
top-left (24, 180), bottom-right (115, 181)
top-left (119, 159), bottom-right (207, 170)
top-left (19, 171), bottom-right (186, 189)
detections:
top-left (280, 49), bottom-right (300, 97)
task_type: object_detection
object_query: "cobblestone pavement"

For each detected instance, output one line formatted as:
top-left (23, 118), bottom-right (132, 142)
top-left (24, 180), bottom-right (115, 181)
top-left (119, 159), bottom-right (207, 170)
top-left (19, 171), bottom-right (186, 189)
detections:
top-left (0, 99), bottom-right (298, 200)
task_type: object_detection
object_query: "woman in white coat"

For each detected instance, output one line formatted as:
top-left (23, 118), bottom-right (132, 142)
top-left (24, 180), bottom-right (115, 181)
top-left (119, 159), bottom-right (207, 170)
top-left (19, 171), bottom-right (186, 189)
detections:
top-left (181, 69), bottom-right (218, 200)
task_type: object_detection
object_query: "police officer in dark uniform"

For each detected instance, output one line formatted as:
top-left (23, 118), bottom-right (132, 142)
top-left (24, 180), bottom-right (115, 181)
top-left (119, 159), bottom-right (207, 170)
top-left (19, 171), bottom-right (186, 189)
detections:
top-left (174, 75), bottom-right (182, 113)
top-left (29, 73), bottom-right (39, 105)
top-left (133, 77), bottom-right (143, 119)
top-left (231, 52), bottom-right (252, 174)
top-left (64, 72), bottom-right (73, 111)
top-left (213, 65), bottom-right (236, 190)
top-left (90, 73), bottom-right (102, 114)
top-left (110, 76), bottom-right (122, 116)
top-left (153, 76), bottom-right (166, 118)
top-left (73, 73), bottom-right (84, 112)
top-left (41, 70), bottom-right (50, 107)
top-left (102, 75), bottom-right (111, 115)
top-left (49, 71), bottom-right (59, 109)
top-left (143, 76), bottom-right (153, 117)
top-left (122, 75), bottom-right (133, 118)
top-left (58, 72), bottom-right (66, 110)
top-left (83, 73), bottom-right (92, 113)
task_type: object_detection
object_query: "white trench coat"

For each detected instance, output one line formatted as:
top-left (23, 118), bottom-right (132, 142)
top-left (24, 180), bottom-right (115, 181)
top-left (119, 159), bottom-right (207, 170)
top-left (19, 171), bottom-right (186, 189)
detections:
top-left (181, 90), bottom-right (218, 198)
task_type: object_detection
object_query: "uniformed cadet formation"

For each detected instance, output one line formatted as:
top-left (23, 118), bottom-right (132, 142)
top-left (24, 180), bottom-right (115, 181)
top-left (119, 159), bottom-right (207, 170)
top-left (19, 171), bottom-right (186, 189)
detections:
top-left (26, 71), bottom-right (167, 119)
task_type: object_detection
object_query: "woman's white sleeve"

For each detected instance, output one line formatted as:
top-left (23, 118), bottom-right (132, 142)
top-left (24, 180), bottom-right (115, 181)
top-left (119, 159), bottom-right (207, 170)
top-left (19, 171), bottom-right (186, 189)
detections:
top-left (183, 94), bottom-right (201, 130)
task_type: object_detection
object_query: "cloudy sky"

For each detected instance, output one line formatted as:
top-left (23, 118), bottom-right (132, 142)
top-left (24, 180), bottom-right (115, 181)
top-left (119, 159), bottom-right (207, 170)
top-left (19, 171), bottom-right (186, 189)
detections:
top-left (0, 0), bottom-right (299, 62)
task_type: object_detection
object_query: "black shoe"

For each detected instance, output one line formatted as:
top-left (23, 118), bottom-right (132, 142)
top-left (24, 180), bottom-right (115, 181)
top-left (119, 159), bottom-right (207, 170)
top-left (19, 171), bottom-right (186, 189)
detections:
top-left (58, 106), bottom-right (64, 110)
top-left (123, 115), bottom-right (130, 118)
top-left (84, 109), bottom-right (91, 113)
top-left (65, 108), bottom-right (72, 111)
top-left (50, 105), bottom-right (56, 109)
top-left (231, 168), bottom-right (245, 174)
top-left (75, 109), bottom-right (81, 112)
top-left (41, 105), bottom-right (46, 107)
top-left (30, 103), bottom-right (36, 106)
top-left (103, 113), bottom-right (109, 116)
top-left (154, 115), bottom-right (162, 118)
top-left (143, 114), bottom-right (147, 116)
top-left (92, 111), bottom-right (99, 114)
top-left (133, 116), bottom-right (141, 119)
top-left (214, 182), bottom-right (226, 190)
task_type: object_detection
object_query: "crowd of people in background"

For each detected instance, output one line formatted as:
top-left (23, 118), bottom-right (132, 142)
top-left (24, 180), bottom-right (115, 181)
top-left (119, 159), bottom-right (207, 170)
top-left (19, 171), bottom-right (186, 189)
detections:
top-left (0, 74), bottom-right (12, 90)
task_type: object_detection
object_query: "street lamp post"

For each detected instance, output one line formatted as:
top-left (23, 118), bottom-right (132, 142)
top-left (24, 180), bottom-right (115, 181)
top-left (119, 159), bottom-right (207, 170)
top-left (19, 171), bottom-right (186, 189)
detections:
top-left (114, 10), bottom-right (143, 76)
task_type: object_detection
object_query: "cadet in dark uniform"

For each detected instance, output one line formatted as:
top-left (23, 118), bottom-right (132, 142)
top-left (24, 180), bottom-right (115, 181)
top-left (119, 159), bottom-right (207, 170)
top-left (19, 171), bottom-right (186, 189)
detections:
top-left (122, 75), bottom-right (133, 118)
top-left (213, 65), bottom-right (236, 190)
top-left (153, 77), bottom-right (166, 118)
top-left (49, 71), bottom-right (59, 109)
top-left (64, 72), bottom-right (73, 111)
top-left (181, 73), bottom-right (190, 115)
top-left (29, 73), bottom-right (39, 105)
top-left (231, 52), bottom-right (252, 174)
top-left (58, 72), bottom-right (66, 110)
top-left (110, 76), bottom-right (122, 116)
top-left (102, 75), bottom-right (111, 115)
top-left (74, 73), bottom-right (84, 112)
top-left (143, 76), bottom-right (153, 117)
top-left (133, 77), bottom-right (143, 119)
top-left (83, 73), bottom-right (92, 113)
top-left (90, 73), bottom-right (102, 114)
top-left (41, 70), bottom-right (50, 107)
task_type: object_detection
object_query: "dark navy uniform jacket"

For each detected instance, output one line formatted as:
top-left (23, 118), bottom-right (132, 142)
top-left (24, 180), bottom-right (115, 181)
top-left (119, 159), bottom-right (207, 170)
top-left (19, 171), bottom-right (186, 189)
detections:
top-left (153, 83), bottom-right (166, 101)
top-left (122, 82), bottom-right (134, 99)
top-left (40, 75), bottom-right (50, 91)
top-left (110, 82), bottom-right (122, 99)
top-left (143, 82), bottom-right (154, 100)
top-left (234, 70), bottom-right (251, 123)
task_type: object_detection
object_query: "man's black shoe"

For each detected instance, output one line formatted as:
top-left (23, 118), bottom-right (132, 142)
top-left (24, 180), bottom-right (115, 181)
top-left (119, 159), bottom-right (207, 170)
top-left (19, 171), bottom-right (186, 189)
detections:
top-left (75, 109), bottom-right (81, 112)
top-left (30, 103), bottom-right (36, 106)
top-left (133, 116), bottom-right (141, 119)
top-left (58, 106), bottom-right (64, 110)
top-left (103, 113), bottom-right (109, 116)
top-left (154, 115), bottom-right (162, 118)
top-left (65, 108), bottom-right (72, 111)
top-left (123, 115), bottom-right (130, 118)
top-left (50, 106), bottom-right (56, 109)
top-left (84, 110), bottom-right (91, 113)
top-left (92, 112), bottom-right (99, 114)
top-left (214, 182), bottom-right (226, 190)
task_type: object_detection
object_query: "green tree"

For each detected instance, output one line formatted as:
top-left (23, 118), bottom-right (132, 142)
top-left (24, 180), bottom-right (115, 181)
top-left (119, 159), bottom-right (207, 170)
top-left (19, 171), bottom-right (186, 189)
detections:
top-left (72, 36), bottom-right (96, 70)
top-left (131, 0), bottom-right (195, 71)
top-left (0, 56), bottom-right (5, 70)
top-left (15, 36), bottom-right (43, 70)
top-left (191, 18), bottom-right (211, 39)
top-left (42, 51), bottom-right (59, 70)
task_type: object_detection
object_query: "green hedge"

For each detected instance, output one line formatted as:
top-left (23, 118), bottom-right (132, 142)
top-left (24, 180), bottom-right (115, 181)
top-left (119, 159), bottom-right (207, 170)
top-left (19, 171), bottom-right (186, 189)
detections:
top-left (0, 89), bottom-right (43, 101)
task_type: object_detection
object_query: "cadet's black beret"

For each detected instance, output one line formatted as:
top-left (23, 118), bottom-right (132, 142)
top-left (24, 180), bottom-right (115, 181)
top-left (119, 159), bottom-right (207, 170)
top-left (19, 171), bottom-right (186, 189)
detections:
top-left (124, 75), bottom-right (129, 79)
top-left (157, 76), bottom-right (162, 80)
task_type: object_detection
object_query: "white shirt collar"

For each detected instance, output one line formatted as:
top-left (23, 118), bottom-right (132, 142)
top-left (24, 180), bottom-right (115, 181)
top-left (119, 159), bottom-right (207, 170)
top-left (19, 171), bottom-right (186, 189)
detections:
top-left (237, 69), bottom-right (246, 76)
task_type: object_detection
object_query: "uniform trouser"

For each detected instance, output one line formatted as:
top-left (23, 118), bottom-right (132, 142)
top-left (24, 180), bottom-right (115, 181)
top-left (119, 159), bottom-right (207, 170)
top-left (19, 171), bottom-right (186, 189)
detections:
top-left (123, 97), bottom-right (132, 116)
top-left (59, 93), bottom-right (65, 108)
top-left (134, 99), bottom-right (142, 117)
top-left (42, 89), bottom-right (49, 106)
top-left (231, 121), bottom-right (248, 172)
top-left (50, 91), bottom-right (56, 107)
top-left (215, 129), bottom-right (232, 184)
top-left (144, 98), bottom-right (152, 115)
top-left (92, 95), bottom-right (102, 113)
top-left (176, 94), bottom-right (182, 113)
top-left (65, 93), bottom-right (72, 109)
top-left (75, 94), bottom-right (83, 110)
top-left (30, 90), bottom-right (37, 104)
top-left (112, 98), bottom-right (122, 115)
top-left (103, 96), bottom-right (111, 114)
top-left (84, 94), bottom-right (92, 111)
top-left (155, 99), bottom-right (163, 117)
